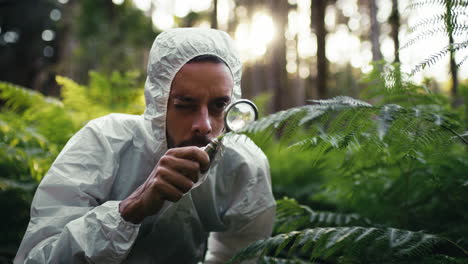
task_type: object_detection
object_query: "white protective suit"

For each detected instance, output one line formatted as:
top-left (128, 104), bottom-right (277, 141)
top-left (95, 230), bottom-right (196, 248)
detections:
top-left (14, 28), bottom-right (276, 264)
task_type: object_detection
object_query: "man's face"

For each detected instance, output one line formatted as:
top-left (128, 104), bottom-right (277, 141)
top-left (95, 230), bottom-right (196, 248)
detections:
top-left (166, 62), bottom-right (233, 148)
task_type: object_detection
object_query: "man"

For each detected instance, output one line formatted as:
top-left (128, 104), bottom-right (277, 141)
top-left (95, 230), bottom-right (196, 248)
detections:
top-left (15, 28), bottom-right (276, 263)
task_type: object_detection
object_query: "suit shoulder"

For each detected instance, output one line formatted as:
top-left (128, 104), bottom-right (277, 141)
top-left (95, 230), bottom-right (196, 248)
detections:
top-left (221, 134), bottom-right (268, 165)
top-left (87, 113), bottom-right (141, 129)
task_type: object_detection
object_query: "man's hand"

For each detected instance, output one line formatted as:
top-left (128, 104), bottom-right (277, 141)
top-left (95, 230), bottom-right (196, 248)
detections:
top-left (119, 146), bottom-right (210, 224)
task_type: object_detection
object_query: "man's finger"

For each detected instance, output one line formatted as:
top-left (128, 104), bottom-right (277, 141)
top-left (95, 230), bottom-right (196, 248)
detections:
top-left (158, 155), bottom-right (200, 182)
top-left (157, 167), bottom-right (194, 193)
top-left (152, 177), bottom-right (185, 202)
top-left (167, 146), bottom-right (210, 172)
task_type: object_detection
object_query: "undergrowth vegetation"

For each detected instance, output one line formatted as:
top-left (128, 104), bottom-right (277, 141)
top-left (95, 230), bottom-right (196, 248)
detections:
top-left (0, 71), bottom-right (144, 259)
top-left (233, 63), bottom-right (468, 263)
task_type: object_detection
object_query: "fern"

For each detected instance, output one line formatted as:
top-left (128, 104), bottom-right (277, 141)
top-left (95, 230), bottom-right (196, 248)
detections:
top-left (401, 26), bottom-right (454, 50)
top-left (56, 71), bottom-right (144, 127)
top-left (234, 91), bottom-right (468, 261)
top-left (240, 96), bottom-right (465, 149)
top-left (407, 0), bottom-right (468, 10)
top-left (228, 227), bottom-right (467, 264)
top-left (402, 24), bottom-right (468, 50)
top-left (258, 256), bottom-right (315, 264)
top-left (405, 0), bottom-right (468, 73)
top-left (408, 11), bottom-right (466, 33)
top-left (411, 42), bottom-right (468, 75)
top-left (0, 81), bottom-right (76, 146)
top-left (320, 63), bottom-right (451, 110)
top-left (0, 73), bottom-right (145, 259)
top-left (275, 198), bottom-right (372, 234)
top-left (240, 97), bottom-right (371, 133)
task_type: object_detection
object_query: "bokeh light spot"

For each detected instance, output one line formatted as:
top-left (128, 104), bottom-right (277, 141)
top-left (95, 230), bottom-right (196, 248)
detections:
top-left (133, 0), bottom-right (151, 12)
top-left (4, 31), bottom-right (19, 43)
top-left (42, 30), bottom-right (55, 42)
top-left (50, 9), bottom-right (62, 21)
top-left (43, 46), bottom-right (54, 57)
top-left (152, 9), bottom-right (174, 30)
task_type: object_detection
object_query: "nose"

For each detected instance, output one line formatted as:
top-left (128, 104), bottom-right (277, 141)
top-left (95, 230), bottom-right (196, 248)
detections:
top-left (192, 106), bottom-right (212, 136)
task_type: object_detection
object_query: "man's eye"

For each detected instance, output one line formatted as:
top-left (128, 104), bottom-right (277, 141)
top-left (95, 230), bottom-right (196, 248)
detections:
top-left (174, 104), bottom-right (194, 109)
top-left (214, 102), bottom-right (228, 110)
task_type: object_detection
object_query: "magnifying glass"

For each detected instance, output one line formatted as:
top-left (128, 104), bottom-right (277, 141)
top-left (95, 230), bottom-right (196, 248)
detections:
top-left (203, 99), bottom-right (259, 166)
top-left (224, 99), bottom-right (259, 133)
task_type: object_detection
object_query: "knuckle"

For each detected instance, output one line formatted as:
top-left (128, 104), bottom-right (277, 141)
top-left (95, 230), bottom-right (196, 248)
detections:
top-left (188, 146), bottom-right (199, 154)
top-left (151, 178), bottom-right (164, 191)
top-left (156, 176), bottom-right (166, 185)
top-left (166, 149), bottom-right (175, 155)
top-left (159, 169), bottom-right (172, 181)
top-left (192, 162), bottom-right (200, 171)
top-left (154, 167), bottom-right (165, 177)
top-left (159, 156), bottom-right (171, 166)
top-left (158, 173), bottom-right (168, 181)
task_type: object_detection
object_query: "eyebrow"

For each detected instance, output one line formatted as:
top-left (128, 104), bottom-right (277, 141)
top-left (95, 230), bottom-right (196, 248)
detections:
top-left (174, 95), bottom-right (231, 103)
top-left (213, 96), bottom-right (231, 102)
top-left (174, 95), bottom-right (197, 103)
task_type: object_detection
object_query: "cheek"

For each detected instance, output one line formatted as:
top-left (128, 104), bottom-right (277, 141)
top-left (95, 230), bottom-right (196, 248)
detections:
top-left (166, 109), bottom-right (186, 138)
top-left (211, 117), bottom-right (225, 134)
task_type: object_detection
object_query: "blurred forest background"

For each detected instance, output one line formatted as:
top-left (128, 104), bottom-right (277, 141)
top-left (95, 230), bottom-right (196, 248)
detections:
top-left (1, 0), bottom-right (467, 263)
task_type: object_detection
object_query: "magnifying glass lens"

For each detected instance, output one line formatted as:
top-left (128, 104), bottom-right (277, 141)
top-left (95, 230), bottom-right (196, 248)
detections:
top-left (226, 102), bottom-right (257, 132)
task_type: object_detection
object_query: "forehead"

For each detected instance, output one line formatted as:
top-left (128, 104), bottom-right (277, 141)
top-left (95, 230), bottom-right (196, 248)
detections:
top-left (170, 62), bottom-right (233, 98)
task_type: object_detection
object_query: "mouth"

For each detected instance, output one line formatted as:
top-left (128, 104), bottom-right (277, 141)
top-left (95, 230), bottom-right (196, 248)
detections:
top-left (177, 137), bottom-right (212, 148)
top-left (194, 143), bottom-right (208, 148)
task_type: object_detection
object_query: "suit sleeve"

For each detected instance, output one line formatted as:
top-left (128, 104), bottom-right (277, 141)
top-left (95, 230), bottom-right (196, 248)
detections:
top-left (14, 120), bottom-right (140, 264)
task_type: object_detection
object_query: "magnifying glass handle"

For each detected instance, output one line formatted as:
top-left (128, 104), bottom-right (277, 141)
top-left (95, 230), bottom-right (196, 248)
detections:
top-left (202, 138), bottom-right (220, 172)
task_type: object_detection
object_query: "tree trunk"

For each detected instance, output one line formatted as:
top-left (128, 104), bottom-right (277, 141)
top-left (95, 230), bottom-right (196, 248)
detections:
top-left (369, 0), bottom-right (383, 61)
top-left (311, 0), bottom-right (328, 99)
top-left (267, 0), bottom-right (289, 111)
top-left (449, 48), bottom-right (458, 99)
top-left (211, 0), bottom-right (218, 29)
top-left (389, 0), bottom-right (400, 62)
top-left (38, 0), bottom-right (77, 96)
top-left (445, 0), bottom-right (458, 99)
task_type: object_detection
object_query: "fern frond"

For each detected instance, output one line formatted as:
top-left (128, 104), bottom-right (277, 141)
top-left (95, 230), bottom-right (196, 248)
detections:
top-left (451, 23), bottom-right (468, 34)
top-left (0, 116), bottom-right (57, 181)
top-left (378, 104), bottom-right (403, 140)
top-left (456, 53), bottom-right (468, 67)
top-left (405, 0), bottom-right (468, 73)
top-left (243, 96), bottom-right (465, 150)
top-left (401, 27), bottom-right (452, 50)
top-left (275, 198), bottom-right (372, 234)
top-left (452, 41), bottom-right (468, 52)
top-left (308, 96), bottom-right (372, 108)
top-left (407, 0), bottom-right (445, 9)
top-left (0, 178), bottom-right (37, 191)
top-left (0, 81), bottom-right (62, 112)
top-left (407, 0), bottom-right (468, 10)
top-left (407, 12), bottom-right (464, 33)
top-left (258, 256), bottom-right (315, 264)
top-left (240, 97), bottom-right (372, 135)
top-left (411, 41), bottom-right (468, 75)
top-left (228, 227), bottom-right (466, 264)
